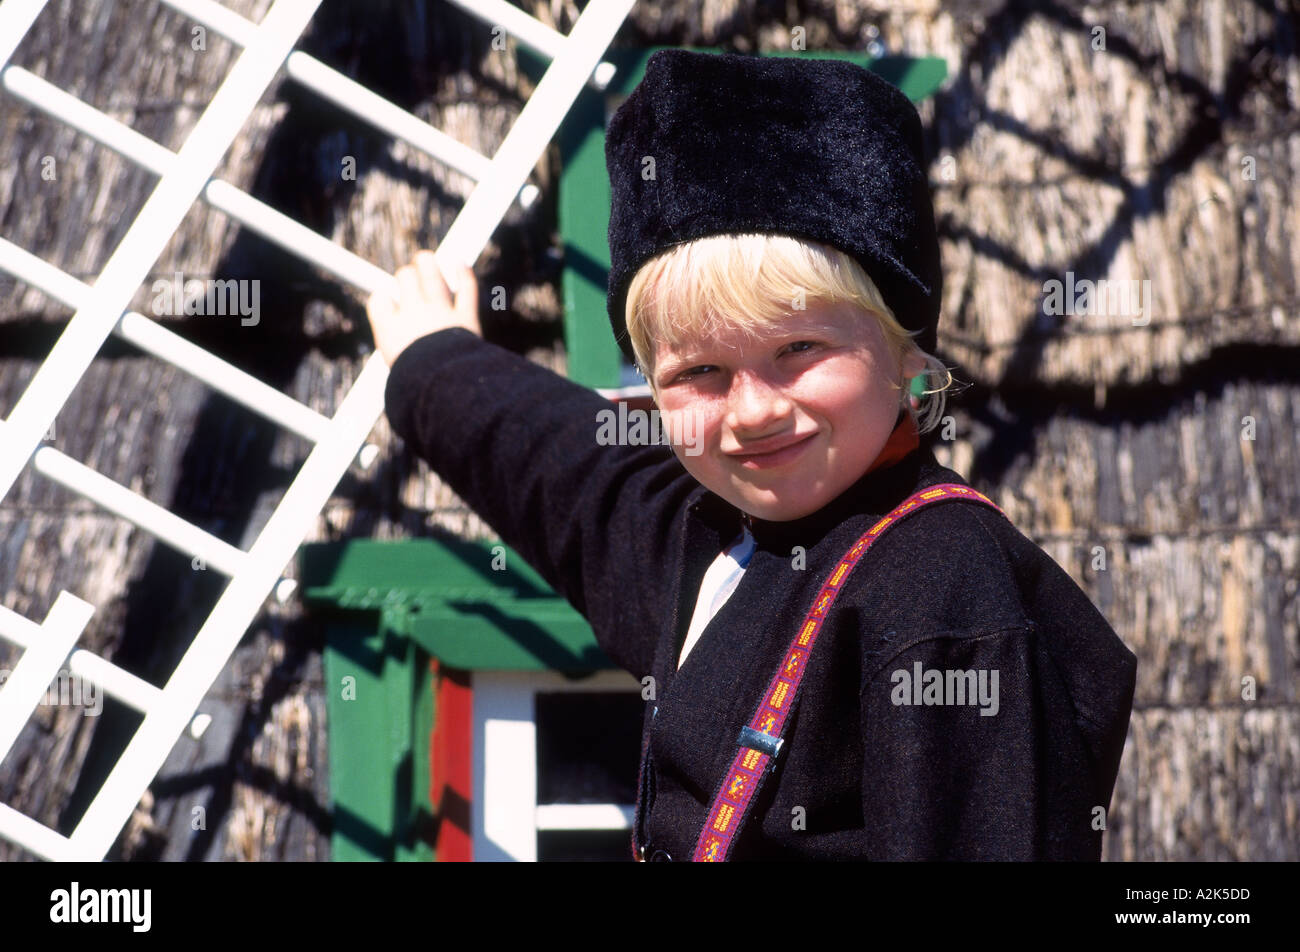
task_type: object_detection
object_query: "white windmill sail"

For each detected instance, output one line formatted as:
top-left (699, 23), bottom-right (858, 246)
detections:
top-left (0, 0), bottom-right (635, 861)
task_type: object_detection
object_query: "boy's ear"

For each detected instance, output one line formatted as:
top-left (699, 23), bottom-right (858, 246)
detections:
top-left (901, 349), bottom-right (926, 380)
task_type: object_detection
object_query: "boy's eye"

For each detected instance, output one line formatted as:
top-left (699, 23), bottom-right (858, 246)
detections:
top-left (782, 340), bottom-right (818, 355)
top-left (674, 365), bottom-right (716, 381)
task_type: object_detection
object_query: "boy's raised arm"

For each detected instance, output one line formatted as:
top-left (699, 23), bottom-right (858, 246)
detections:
top-left (369, 254), bottom-right (695, 677)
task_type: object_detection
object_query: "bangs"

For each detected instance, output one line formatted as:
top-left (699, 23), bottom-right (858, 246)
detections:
top-left (624, 233), bottom-right (895, 375)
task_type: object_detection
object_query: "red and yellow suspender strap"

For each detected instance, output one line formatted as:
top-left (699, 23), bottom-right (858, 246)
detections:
top-left (691, 482), bottom-right (1007, 862)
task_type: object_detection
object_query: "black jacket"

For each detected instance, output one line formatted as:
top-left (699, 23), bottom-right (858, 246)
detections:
top-left (383, 328), bottom-right (1138, 861)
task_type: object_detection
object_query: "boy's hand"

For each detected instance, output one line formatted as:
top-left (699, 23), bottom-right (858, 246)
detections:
top-left (366, 250), bottom-right (481, 367)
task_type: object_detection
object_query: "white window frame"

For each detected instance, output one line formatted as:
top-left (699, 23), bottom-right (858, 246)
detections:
top-left (472, 669), bottom-right (641, 862)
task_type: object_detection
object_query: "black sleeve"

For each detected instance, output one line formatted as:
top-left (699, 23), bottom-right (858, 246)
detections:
top-left (382, 329), bottom-right (696, 677)
top-left (859, 626), bottom-right (1114, 860)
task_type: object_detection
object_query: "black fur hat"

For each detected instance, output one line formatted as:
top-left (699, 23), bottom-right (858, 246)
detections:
top-left (605, 49), bottom-right (942, 364)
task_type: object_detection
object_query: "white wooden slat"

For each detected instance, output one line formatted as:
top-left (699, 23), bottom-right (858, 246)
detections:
top-left (0, 592), bottom-right (94, 764)
top-left (62, 650), bottom-right (165, 716)
top-left (280, 53), bottom-right (540, 211)
top-left (436, 0), bottom-right (635, 277)
top-left (0, 602), bottom-right (52, 650)
top-left (443, 0), bottom-right (617, 89)
top-left (534, 803), bottom-right (635, 830)
top-left (1, 66), bottom-right (395, 296)
top-left (29, 445), bottom-right (251, 577)
top-left (0, 0), bottom-right (325, 508)
top-left (0, 235), bottom-right (335, 445)
top-left (0, 0), bottom-right (49, 73)
top-left (160, 0), bottom-right (542, 205)
top-left (474, 671), bottom-right (538, 861)
top-left (2, 66), bottom-right (174, 170)
top-left (0, 603), bottom-right (166, 717)
top-left (160, 0), bottom-right (260, 46)
top-left (0, 803), bottom-right (76, 863)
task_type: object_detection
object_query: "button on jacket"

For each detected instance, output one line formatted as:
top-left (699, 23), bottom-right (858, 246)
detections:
top-left (383, 328), bottom-right (1139, 861)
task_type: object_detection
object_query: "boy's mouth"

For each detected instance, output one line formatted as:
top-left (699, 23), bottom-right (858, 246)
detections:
top-left (727, 433), bottom-right (816, 469)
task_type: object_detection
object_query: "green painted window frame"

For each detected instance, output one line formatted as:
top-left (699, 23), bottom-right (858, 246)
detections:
top-left (298, 538), bottom-right (612, 861)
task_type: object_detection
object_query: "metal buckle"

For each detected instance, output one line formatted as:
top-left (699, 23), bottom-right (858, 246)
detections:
top-left (737, 725), bottom-right (783, 770)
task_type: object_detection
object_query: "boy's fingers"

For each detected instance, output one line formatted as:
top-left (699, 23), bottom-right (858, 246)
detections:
top-left (366, 287), bottom-right (395, 323)
top-left (413, 250), bottom-right (453, 307)
top-left (364, 288), bottom-right (398, 364)
top-left (455, 263), bottom-right (478, 325)
top-left (395, 263), bottom-right (421, 309)
top-left (364, 290), bottom-right (392, 345)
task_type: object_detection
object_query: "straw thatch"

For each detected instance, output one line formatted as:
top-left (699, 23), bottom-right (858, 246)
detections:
top-left (0, 0), bottom-right (1296, 862)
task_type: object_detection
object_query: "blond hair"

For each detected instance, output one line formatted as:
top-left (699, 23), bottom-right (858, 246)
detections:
top-left (624, 233), bottom-right (955, 435)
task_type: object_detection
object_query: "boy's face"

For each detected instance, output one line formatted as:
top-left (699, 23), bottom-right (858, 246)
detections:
top-left (652, 301), bottom-right (924, 522)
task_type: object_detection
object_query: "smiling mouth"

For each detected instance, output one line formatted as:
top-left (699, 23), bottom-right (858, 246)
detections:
top-left (728, 433), bottom-right (816, 468)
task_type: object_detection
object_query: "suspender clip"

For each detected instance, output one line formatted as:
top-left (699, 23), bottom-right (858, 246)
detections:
top-left (737, 725), bottom-right (784, 770)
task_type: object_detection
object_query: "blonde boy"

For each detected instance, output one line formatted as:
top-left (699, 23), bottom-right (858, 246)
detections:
top-left (370, 50), bottom-right (1137, 861)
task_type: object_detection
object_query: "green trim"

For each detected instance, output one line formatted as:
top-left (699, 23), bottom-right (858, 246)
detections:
top-left (406, 649), bottom-right (435, 862)
top-left (300, 538), bottom-right (612, 671)
top-left (301, 537), bottom-right (612, 860)
top-left (301, 536), bottom-right (556, 608)
top-left (409, 600), bottom-right (609, 672)
top-left (530, 45), bottom-right (948, 389)
top-left (321, 611), bottom-right (433, 861)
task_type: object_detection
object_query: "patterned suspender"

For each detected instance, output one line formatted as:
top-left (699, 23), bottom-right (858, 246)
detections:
top-left (691, 482), bottom-right (1007, 862)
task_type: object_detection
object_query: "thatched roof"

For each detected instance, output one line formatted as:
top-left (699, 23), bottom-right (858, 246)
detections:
top-left (920, 0), bottom-right (1299, 399)
top-left (1, 0), bottom-right (1297, 862)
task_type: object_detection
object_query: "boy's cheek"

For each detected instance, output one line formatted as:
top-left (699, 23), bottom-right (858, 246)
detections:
top-left (679, 418), bottom-right (706, 457)
top-left (668, 438), bottom-right (718, 487)
top-left (662, 407), bottom-right (712, 458)
top-left (669, 441), bottom-right (707, 471)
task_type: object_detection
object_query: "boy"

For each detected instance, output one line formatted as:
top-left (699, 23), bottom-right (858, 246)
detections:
top-left (368, 50), bottom-right (1137, 861)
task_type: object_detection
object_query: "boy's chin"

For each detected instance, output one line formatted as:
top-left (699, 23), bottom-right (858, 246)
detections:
top-left (684, 467), bottom-right (834, 522)
top-left (727, 489), bottom-right (827, 523)
top-left (745, 503), bottom-right (822, 522)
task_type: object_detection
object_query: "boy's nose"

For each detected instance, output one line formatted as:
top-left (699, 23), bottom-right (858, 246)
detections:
top-left (725, 372), bottom-right (793, 433)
